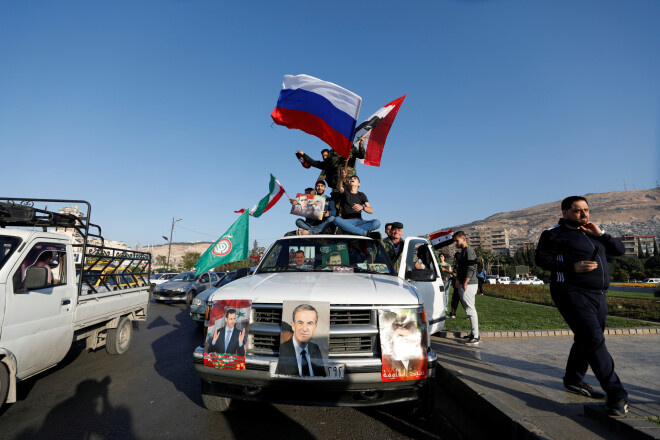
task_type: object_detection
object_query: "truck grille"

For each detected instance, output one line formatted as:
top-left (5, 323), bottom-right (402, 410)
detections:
top-left (249, 304), bottom-right (378, 357)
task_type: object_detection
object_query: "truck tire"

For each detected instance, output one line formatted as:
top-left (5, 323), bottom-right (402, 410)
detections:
top-left (106, 316), bottom-right (133, 355)
top-left (186, 290), bottom-right (196, 306)
top-left (201, 381), bottom-right (232, 412)
top-left (0, 363), bottom-right (9, 406)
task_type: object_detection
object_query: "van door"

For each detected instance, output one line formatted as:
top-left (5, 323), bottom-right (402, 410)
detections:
top-left (3, 241), bottom-right (75, 379)
top-left (398, 238), bottom-right (447, 334)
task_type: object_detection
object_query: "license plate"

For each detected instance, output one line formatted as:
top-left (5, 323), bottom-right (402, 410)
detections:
top-left (269, 362), bottom-right (345, 380)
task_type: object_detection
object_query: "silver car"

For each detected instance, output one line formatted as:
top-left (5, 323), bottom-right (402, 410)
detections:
top-left (152, 271), bottom-right (220, 304)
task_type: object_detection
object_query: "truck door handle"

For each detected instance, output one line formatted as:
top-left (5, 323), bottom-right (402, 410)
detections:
top-left (61, 299), bottom-right (71, 305)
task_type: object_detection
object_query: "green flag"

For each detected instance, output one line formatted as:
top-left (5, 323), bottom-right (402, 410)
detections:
top-left (195, 211), bottom-right (249, 276)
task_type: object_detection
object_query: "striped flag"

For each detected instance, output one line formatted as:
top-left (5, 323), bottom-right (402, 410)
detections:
top-left (429, 229), bottom-right (454, 249)
top-left (235, 174), bottom-right (286, 218)
top-left (271, 74), bottom-right (362, 159)
top-left (354, 95), bottom-right (406, 167)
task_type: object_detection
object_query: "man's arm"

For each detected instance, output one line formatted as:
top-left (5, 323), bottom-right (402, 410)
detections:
top-left (298, 150), bottom-right (323, 170)
top-left (535, 229), bottom-right (573, 272)
top-left (580, 222), bottom-right (626, 256)
top-left (362, 201), bottom-right (373, 214)
top-left (462, 248), bottom-right (477, 289)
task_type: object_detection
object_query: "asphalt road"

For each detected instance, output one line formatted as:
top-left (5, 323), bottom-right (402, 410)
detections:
top-left (0, 301), bottom-right (482, 440)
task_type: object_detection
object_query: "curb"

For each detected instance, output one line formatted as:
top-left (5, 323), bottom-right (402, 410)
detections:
top-left (435, 362), bottom-right (553, 440)
top-left (584, 403), bottom-right (660, 440)
top-left (436, 327), bottom-right (660, 339)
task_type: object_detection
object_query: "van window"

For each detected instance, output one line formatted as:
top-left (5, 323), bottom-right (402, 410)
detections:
top-left (13, 243), bottom-right (68, 293)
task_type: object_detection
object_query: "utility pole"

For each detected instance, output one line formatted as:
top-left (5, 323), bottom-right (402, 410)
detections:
top-left (164, 217), bottom-right (182, 271)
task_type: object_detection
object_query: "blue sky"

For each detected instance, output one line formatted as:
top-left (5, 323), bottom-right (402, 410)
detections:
top-left (1, 0), bottom-right (658, 250)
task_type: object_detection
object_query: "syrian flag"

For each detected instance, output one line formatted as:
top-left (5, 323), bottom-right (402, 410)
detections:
top-left (235, 174), bottom-right (286, 218)
top-left (354, 95), bottom-right (406, 167)
top-left (429, 229), bottom-right (453, 249)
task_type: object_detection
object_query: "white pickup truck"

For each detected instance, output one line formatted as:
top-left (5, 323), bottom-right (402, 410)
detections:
top-left (193, 234), bottom-right (447, 413)
top-left (0, 198), bottom-right (151, 406)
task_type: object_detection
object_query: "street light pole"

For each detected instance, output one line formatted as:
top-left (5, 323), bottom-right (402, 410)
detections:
top-left (165, 217), bottom-right (182, 271)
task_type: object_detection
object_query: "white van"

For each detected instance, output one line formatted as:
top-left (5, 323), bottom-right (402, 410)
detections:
top-left (641, 278), bottom-right (660, 285)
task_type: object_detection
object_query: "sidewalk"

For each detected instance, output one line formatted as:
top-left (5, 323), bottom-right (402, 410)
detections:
top-left (431, 331), bottom-right (660, 440)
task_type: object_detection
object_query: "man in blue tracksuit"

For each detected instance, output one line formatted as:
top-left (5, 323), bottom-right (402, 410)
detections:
top-left (536, 196), bottom-right (628, 416)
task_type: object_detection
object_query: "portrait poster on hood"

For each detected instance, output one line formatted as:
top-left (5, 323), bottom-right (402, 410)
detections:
top-left (273, 301), bottom-right (330, 378)
top-left (204, 299), bottom-right (252, 370)
top-left (378, 309), bottom-right (428, 382)
top-left (290, 193), bottom-right (325, 221)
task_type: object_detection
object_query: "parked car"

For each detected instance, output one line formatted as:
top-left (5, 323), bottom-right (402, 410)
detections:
top-left (485, 275), bottom-right (499, 284)
top-left (150, 272), bottom-right (178, 286)
top-left (511, 276), bottom-right (543, 285)
top-left (152, 271), bottom-right (220, 304)
top-left (641, 278), bottom-right (660, 285)
top-left (496, 276), bottom-right (511, 284)
top-left (189, 268), bottom-right (254, 324)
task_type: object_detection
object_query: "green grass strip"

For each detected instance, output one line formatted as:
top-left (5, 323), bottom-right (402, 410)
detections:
top-left (443, 295), bottom-right (656, 331)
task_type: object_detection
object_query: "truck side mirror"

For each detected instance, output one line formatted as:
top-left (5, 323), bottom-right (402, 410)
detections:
top-left (408, 269), bottom-right (437, 282)
top-left (24, 266), bottom-right (49, 291)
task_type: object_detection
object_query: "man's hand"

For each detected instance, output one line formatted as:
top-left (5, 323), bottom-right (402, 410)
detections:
top-left (324, 210), bottom-right (329, 217)
top-left (574, 261), bottom-right (598, 273)
top-left (297, 150), bottom-right (304, 155)
top-left (290, 198), bottom-right (297, 206)
top-left (578, 222), bottom-right (602, 236)
top-left (212, 328), bottom-right (220, 343)
top-left (239, 327), bottom-right (246, 345)
top-left (351, 203), bottom-right (363, 212)
top-left (462, 282), bottom-right (468, 291)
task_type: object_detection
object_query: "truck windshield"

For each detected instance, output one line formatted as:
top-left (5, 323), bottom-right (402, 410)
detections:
top-left (0, 235), bottom-right (21, 271)
top-left (257, 237), bottom-right (395, 275)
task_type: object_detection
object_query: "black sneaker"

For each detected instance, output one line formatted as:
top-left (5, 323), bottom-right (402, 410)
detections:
top-left (464, 336), bottom-right (481, 345)
top-left (367, 231), bottom-right (381, 240)
top-left (462, 333), bottom-right (474, 340)
top-left (606, 397), bottom-right (629, 416)
top-left (563, 381), bottom-right (605, 399)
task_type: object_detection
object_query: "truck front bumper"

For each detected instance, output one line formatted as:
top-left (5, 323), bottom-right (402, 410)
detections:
top-left (193, 347), bottom-right (437, 407)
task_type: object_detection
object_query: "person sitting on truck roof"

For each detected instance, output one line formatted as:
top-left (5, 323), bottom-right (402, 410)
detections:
top-left (333, 174), bottom-right (381, 239)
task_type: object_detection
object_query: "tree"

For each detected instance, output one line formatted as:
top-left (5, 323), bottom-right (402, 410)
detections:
top-left (250, 240), bottom-right (265, 258)
top-left (638, 241), bottom-right (644, 258)
top-left (155, 255), bottom-right (167, 267)
top-left (475, 247), bottom-right (496, 273)
top-left (180, 252), bottom-right (201, 271)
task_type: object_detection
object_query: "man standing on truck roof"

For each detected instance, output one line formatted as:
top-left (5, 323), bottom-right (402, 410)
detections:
top-left (535, 196), bottom-right (628, 416)
top-left (206, 309), bottom-right (246, 356)
top-left (276, 304), bottom-right (326, 377)
top-left (454, 231), bottom-right (481, 345)
top-left (333, 174), bottom-right (381, 239)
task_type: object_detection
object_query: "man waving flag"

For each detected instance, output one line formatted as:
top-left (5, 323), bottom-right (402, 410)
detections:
top-left (235, 174), bottom-right (286, 218)
top-left (271, 74), bottom-right (362, 159)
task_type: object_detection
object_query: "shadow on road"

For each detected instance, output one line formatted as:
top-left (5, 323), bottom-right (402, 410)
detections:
top-left (151, 307), bottom-right (204, 406)
top-left (14, 376), bottom-right (137, 440)
top-left (222, 402), bottom-right (315, 439)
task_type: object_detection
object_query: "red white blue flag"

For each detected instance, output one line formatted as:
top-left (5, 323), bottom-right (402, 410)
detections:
top-left (271, 74), bottom-right (362, 159)
top-left (354, 95), bottom-right (406, 167)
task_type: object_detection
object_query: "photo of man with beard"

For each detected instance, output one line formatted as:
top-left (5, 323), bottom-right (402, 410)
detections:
top-left (379, 311), bottom-right (428, 381)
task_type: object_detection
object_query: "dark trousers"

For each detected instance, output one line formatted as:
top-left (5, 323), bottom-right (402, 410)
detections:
top-left (550, 284), bottom-right (627, 400)
top-left (450, 285), bottom-right (461, 313)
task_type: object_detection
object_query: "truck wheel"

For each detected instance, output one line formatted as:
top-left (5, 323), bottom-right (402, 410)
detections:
top-left (201, 381), bottom-right (232, 412)
top-left (106, 316), bottom-right (133, 355)
top-left (0, 363), bottom-right (9, 406)
top-left (186, 290), bottom-right (196, 306)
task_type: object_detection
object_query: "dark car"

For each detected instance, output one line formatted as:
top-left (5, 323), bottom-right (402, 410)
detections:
top-left (152, 271), bottom-right (220, 304)
top-left (189, 267), bottom-right (254, 323)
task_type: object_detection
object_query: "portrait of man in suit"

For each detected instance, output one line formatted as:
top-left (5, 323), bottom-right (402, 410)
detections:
top-left (276, 304), bottom-right (327, 377)
top-left (205, 308), bottom-right (246, 357)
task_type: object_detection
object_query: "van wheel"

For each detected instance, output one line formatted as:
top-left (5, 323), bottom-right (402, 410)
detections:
top-left (201, 381), bottom-right (232, 412)
top-left (186, 290), bottom-right (196, 306)
top-left (0, 363), bottom-right (9, 406)
top-left (106, 316), bottom-right (132, 355)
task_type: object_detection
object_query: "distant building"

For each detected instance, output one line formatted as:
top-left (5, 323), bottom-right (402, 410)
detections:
top-left (619, 235), bottom-right (657, 257)
top-left (465, 228), bottom-right (510, 255)
top-left (54, 205), bottom-right (128, 249)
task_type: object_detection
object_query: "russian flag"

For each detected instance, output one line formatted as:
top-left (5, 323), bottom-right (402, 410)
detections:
top-left (271, 75), bottom-right (362, 159)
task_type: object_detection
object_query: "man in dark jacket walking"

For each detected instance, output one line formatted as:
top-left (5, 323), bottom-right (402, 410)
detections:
top-left (536, 195), bottom-right (628, 416)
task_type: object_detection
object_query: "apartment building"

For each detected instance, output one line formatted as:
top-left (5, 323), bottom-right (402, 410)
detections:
top-left (619, 235), bottom-right (658, 257)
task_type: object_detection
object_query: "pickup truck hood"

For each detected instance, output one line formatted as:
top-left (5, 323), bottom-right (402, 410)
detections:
top-left (208, 272), bottom-right (420, 305)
